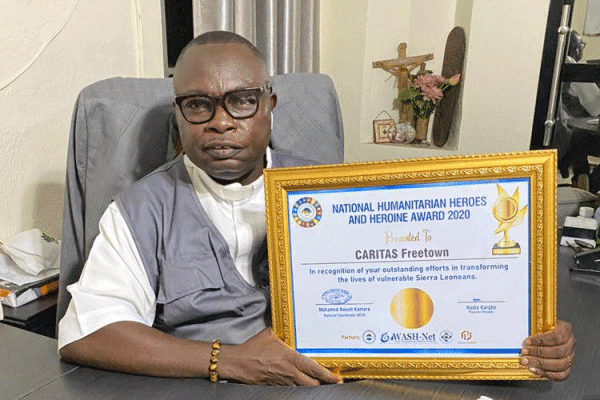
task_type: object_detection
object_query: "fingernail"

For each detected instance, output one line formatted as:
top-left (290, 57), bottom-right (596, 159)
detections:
top-left (521, 348), bottom-right (529, 355)
top-left (529, 367), bottom-right (538, 374)
top-left (522, 339), bottom-right (531, 346)
top-left (520, 357), bottom-right (529, 365)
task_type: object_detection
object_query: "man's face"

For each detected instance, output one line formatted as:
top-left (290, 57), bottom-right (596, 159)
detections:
top-left (173, 43), bottom-right (276, 185)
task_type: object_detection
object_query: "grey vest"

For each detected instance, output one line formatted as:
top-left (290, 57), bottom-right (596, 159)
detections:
top-left (115, 150), bottom-right (318, 344)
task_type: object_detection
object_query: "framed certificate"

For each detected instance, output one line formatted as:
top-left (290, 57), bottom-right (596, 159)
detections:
top-left (264, 150), bottom-right (557, 380)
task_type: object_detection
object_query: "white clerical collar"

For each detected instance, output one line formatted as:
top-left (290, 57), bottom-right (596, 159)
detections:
top-left (183, 148), bottom-right (271, 202)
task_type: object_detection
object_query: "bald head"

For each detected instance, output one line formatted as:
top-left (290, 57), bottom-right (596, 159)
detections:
top-left (173, 44), bottom-right (269, 96)
top-left (174, 31), bottom-right (269, 94)
top-left (176, 30), bottom-right (266, 68)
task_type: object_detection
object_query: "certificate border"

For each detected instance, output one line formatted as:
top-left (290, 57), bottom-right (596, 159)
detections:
top-left (264, 150), bottom-right (556, 380)
top-left (289, 177), bottom-right (531, 357)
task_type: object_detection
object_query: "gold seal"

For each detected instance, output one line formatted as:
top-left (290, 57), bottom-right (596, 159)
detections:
top-left (389, 288), bottom-right (434, 329)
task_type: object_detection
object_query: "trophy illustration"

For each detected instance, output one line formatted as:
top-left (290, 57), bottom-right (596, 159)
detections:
top-left (492, 185), bottom-right (528, 255)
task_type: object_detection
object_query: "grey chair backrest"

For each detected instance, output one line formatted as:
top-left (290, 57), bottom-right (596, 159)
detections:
top-left (57, 73), bottom-right (344, 324)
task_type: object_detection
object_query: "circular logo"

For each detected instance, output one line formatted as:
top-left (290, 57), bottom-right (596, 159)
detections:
top-left (322, 289), bottom-right (352, 304)
top-left (389, 288), bottom-right (434, 329)
top-left (362, 330), bottom-right (376, 344)
top-left (439, 330), bottom-right (453, 344)
top-left (292, 197), bottom-right (322, 228)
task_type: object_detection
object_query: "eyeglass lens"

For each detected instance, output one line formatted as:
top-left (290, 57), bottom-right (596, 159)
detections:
top-left (181, 89), bottom-right (260, 123)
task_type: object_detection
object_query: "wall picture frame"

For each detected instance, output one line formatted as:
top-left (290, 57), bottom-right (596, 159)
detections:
top-left (373, 119), bottom-right (394, 144)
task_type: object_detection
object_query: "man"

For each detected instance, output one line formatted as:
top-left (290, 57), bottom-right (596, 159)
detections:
top-left (59, 31), bottom-right (576, 384)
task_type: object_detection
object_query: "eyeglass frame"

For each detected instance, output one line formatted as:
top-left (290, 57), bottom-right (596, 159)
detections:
top-left (174, 83), bottom-right (273, 124)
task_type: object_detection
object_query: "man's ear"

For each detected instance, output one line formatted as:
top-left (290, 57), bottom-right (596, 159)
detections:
top-left (270, 93), bottom-right (277, 110)
top-left (169, 112), bottom-right (183, 158)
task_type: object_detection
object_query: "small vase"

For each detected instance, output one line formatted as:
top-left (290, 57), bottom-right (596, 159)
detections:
top-left (414, 117), bottom-right (430, 143)
top-left (400, 102), bottom-right (413, 124)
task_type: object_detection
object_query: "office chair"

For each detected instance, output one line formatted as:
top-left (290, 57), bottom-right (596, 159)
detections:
top-left (57, 73), bottom-right (344, 325)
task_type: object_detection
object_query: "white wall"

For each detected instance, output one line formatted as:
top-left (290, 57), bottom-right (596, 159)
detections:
top-left (0, 0), bottom-right (552, 241)
top-left (0, 0), bottom-right (165, 241)
top-left (321, 0), bottom-right (551, 162)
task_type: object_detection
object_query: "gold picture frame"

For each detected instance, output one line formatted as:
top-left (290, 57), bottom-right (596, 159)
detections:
top-left (373, 119), bottom-right (394, 143)
top-left (264, 150), bottom-right (556, 380)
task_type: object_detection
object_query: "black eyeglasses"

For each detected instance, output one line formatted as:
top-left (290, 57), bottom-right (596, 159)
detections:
top-left (174, 83), bottom-right (272, 124)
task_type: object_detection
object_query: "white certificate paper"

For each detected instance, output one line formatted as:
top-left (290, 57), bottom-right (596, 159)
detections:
top-left (286, 178), bottom-right (530, 358)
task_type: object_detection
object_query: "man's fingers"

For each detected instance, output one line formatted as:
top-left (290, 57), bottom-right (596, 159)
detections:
top-left (293, 353), bottom-right (342, 384)
top-left (238, 328), bottom-right (343, 386)
top-left (520, 350), bottom-right (575, 382)
top-left (518, 320), bottom-right (576, 383)
top-left (523, 320), bottom-right (573, 347)
top-left (529, 367), bottom-right (572, 381)
top-left (526, 365), bottom-right (572, 381)
top-left (521, 350), bottom-right (574, 372)
top-left (521, 334), bottom-right (576, 359)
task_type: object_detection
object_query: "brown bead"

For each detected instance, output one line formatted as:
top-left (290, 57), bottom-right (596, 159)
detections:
top-left (208, 339), bottom-right (221, 383)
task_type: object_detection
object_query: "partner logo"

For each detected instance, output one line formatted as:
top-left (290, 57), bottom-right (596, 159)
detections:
top-left (439, 330), bottom-right (453, 344)
top-left (380, 331), bottom-right (437, 344)
top-left (362, 330), bottom-right (376, 344)
top-left (321, 289), bottom-right (352, 305)
top-left (460, 330), bottom-right (473, 341)
top-left (292, 197), bottom-right (322, 228)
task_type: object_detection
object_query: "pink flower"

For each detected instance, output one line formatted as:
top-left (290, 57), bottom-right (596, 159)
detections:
top-left (420, 85), bottom-right (443, 102)
top-left (413, 74), bottom-right (445, 88)
top-left (400, 72), bottom-right (461, 118)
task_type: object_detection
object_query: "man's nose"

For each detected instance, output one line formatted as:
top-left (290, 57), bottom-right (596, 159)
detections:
top-left (205, 104), bottom-right (236, 133)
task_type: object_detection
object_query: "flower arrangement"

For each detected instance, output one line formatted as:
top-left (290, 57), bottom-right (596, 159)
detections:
top-left (398, 71), bottom-right (461, 120)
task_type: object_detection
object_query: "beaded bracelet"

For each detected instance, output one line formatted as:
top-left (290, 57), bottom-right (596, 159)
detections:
top-left (209, 339), bottom-right (221, 382)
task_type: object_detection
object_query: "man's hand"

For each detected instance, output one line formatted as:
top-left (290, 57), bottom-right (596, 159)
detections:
top-left (520, 320), bottom-right (576, 381)
top-left (220, 328), bottom-right (343, 386)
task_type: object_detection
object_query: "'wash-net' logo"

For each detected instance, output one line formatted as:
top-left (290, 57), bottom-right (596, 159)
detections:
top-left (292, 197), bottom-right (322, 228)
top-left (380, 331), bottom-right (437, 344)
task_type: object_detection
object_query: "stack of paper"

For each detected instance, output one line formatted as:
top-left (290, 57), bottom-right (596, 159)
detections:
top-left (0, 230), bottom-right (60, 307)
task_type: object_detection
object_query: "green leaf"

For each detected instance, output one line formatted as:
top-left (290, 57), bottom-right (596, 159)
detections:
top-left (399, 88), bottom-right (414, 102)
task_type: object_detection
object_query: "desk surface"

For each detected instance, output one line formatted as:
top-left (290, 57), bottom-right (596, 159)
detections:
top-left (6, 247), bottom-right (600, 400)
top-left (0, 324), bottom-right (75, 400)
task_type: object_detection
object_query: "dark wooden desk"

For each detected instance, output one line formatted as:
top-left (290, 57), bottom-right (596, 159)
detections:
top-left (0, 324), bottom-right (75, 400)
top-left (8, 248), bottom-right (600, 399)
